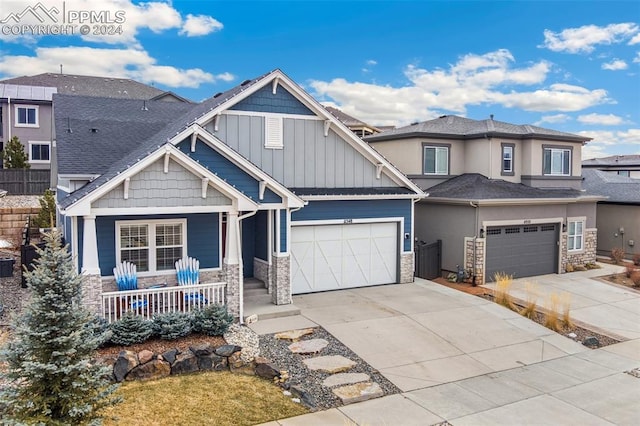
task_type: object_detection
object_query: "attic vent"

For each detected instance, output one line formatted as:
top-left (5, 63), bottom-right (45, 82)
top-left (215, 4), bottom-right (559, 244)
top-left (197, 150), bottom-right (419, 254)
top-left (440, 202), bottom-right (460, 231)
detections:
top-left (213, 92), bottom-right (222, 98)
top-left (240, 79), bottom-right (251, 86)
top-left (264, 116), bottom-right (283, 149)
top-left (90, 128), bottom-right (98, 133)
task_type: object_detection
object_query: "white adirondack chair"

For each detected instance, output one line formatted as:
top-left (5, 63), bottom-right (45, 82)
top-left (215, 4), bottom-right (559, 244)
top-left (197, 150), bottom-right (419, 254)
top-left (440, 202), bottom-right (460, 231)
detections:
top-left (175, 257), bottom-right (207, 304)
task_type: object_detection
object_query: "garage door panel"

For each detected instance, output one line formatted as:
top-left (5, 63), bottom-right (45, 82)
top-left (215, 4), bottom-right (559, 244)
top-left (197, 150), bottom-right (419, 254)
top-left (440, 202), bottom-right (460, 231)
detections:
top-left (291, 222), bottom-right (398, 294)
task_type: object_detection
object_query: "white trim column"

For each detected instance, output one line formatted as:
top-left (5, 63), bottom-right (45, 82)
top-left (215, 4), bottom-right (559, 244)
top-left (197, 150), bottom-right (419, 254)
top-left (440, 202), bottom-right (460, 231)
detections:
top-left (223, 210), bottom-right (242, 318)
top-left (82, 215), bottom-right (100, 275)
top-left (224, 211), bottom-right (240, 265)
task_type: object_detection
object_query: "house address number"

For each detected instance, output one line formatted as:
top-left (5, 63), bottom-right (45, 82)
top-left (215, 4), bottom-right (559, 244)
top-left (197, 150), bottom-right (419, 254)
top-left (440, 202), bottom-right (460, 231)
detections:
top-left (344, 219), bottom-right (353, 224)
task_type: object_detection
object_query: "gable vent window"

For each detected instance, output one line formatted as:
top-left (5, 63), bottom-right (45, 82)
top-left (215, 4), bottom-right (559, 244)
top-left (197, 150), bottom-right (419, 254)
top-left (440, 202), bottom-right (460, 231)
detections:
top-left (265, 116), bottom-right (283, 149)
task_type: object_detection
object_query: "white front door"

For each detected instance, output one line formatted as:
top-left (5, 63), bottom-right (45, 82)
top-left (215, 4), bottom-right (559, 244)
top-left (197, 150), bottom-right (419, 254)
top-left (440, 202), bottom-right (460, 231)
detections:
top-left (291, 222), bottom-right (398, 294)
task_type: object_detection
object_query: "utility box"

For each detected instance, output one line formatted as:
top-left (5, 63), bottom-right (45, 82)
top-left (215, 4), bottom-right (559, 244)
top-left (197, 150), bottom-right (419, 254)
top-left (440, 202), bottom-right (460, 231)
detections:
top-left (0, 257), bottom-right (15, 278)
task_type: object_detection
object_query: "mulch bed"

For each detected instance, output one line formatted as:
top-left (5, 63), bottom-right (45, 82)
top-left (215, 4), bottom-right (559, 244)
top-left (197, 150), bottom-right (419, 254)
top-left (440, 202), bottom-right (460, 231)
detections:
top-left (96, 334), bottom-right (226, 358)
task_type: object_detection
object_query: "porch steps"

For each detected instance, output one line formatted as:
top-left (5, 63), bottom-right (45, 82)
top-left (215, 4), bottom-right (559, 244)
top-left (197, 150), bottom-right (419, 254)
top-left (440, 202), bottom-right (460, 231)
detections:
top-left (243, 278), bottom-right (301, 321)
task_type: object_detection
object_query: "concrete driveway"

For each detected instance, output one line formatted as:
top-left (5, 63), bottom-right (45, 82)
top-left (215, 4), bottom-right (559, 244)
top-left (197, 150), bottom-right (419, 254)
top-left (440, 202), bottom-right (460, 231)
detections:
top-left (253, 271), bottom-right (640, 425)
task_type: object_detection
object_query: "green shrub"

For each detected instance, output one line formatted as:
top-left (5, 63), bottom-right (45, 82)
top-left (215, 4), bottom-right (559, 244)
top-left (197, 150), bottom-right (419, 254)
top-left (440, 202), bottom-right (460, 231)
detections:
top-left (85, 314), bottom-right (111, 347)
top-left (153, 311), bottom-right (193, 340)
top-left (192, 305), bottom-right (234, 336)
top-left (109, 313), bottom-right (154, 346)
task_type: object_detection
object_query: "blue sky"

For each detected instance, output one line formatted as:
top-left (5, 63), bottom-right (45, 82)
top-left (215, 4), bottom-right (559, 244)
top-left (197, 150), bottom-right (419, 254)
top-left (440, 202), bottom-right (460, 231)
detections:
top-left (1, 0), bottom-right (638, 159)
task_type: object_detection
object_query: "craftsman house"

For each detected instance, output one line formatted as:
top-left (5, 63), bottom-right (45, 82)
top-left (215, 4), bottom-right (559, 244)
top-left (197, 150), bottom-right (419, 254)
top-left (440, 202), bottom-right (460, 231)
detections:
top-left (54, 69), bottom-right (424, 319)
top-left (365, 115), bottom-right (602, 284)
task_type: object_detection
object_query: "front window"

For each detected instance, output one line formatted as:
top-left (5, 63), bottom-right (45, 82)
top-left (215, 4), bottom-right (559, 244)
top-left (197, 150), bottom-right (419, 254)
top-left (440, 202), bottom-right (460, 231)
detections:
top-left (502, 145), bottom-right (513, 174)
top-left (29, 141), bottom-right (50, 163)
top-left (15, 105), bottom-right (38, 127)
top-left (617, 170), bottom-right (630, 177)
top-left (544, 148), bottom-right (571, 176)
top-left (423, 146), bottom-right (448, 175)
top-left (568, 220), bottom-right (584, 251)
top-left (117, 220), bottom-right (185, 273)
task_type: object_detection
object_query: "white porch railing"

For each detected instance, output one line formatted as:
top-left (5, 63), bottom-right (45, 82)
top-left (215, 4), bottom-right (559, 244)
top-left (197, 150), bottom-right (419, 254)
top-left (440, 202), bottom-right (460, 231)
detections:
top-left (101, 282), bottom-right (227, 323)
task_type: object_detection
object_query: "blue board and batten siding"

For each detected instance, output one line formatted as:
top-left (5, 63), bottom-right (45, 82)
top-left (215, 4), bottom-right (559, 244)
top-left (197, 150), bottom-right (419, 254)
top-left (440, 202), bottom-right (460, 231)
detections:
top-left (176, 139), bottom-right (281, 203)
top-left (84, 213), bottom-right (220, 276)
top-left (230, 84), bottom-right (314, 116)
top-left (291, 200), bottom-right (413, 252)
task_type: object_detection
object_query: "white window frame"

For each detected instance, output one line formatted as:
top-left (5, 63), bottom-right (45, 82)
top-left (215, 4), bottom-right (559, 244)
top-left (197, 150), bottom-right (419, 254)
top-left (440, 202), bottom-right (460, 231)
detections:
top-left (264, 116), bottom-right (283, 149)
top-left (115, 219), bottom-right (187, 275)
top-left (544, 147), bottom-right (571, 176)
top-left (15, 104), bottom-right (39, 128)
top-left (28, 140), bottom-right (51, 164)
top-left (423, 146), bottom-right (449, 175)
top-left (502, 145), bottom-right (513, 173)
top-left (567, 217), bottom-right (585, 252)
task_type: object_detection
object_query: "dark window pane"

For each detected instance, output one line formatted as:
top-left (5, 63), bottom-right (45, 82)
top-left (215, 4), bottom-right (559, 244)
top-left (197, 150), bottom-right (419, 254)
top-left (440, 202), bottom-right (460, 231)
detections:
top-left (424, 147), bottom-right (435, 173)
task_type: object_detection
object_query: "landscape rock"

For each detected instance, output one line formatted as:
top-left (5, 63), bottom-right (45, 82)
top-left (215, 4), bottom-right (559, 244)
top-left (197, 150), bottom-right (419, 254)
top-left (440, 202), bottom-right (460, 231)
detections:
top-left (126, 359), bottom-right (171, 381)
top-left (113, 350), bottom-right (139, 382)
top-left (215, 344), bottom-right (242, 357)
top-left (332, 382), bottom-right (383, 405)
top-left (583, 336), bottom-right (600, 347)
top-left (255, 362), bottom-right (281, 380)
top-left (224, 324), bottom-right (260, 362)
top-left (171, 351), bottom-right (199, 375)
top-left (290, 385), bottom-right (315, 408)
top-left (288, 338), bottom-right (328, 354)
top-left (161, 348), bottom-right (178, 364)
top-left (197, 353), bottom-right (225, 371)
top-left (303, 355), bottom-right (356, 373)
top-left (138, 349), bottom-right (154, 364)
top-left (275, 328), bottom-right (314, 341)
top-left (190, 343), bottom-right (214, 356)
top-left (254, 356), bottom-right (271, 365)
top-left (322, 372), bottom-right (370, 388)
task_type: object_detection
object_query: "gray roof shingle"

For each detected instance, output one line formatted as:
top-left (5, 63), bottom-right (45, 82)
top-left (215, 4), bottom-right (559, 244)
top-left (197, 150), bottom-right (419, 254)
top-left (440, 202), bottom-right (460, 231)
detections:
top-left (426, 173), bottom-right (584, 200)
top-left (365, 115), bottom-right (589, 143)
top-left (583, 155), bottom-right (640, 167)
top-left (582, 169), bottom-right (640, 204)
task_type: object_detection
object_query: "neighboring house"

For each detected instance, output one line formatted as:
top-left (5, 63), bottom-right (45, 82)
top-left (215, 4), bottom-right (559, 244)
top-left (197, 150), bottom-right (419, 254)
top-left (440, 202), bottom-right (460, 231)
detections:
top-left (583, 155), bottom-right (640, 179)
top-left (0, 83), bottom-right (57, 170)
top-left (55, 69), bottom-right (424, 319)
top-left (365, 115), bottom-right (602, 284)
top-left (0, 73), bottom-right (192, 176)
top-left (325, 106), bottom-right (381, 138)
top-left (582, 168), bottom-right (640, 260)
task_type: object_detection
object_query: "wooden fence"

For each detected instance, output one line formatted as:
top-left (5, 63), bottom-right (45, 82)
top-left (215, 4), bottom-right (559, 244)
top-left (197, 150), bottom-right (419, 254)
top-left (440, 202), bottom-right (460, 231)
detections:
top-left (0, 169), bottom-right (50, 195)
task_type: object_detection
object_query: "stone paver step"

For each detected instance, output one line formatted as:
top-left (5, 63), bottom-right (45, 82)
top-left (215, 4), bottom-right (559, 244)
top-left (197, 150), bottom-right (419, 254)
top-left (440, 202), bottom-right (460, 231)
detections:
top-left (288, 338), bottom-right (329, 354)
top-left (322, 372), bottom-right (371, 388)
top-left (303, 355), bottom-right (357, 373)
top-left (332, 382), bottom-right (384, 405)
top-left (275, 328), bottom-right (315, 341)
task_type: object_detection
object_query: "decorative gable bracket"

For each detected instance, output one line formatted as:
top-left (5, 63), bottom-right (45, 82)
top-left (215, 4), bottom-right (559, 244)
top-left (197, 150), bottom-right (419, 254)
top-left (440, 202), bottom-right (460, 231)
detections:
top-left (201, 177), bottom-right (209, 199)
top-left (259, 181), bottom-right (267, 200)
top-left (376, 163), bottom-right (384, 179)
top-left (324, 120), bottom-right (331, 137)
top-left (164, 147), bottom-right (171, 173)
top-left (123, 177), bottom-right (130, 200)
top-left (272, 77), bottom-right (280, 95)
top-left (191, 132), bottom-right (198, 152)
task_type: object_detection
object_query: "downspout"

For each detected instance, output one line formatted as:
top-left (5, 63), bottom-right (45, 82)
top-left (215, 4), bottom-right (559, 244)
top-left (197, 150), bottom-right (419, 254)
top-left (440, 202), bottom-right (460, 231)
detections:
top-left (7, 97), bottom-right (11, 140)
top-left (237, 209), bottom-right (258, 324)
top-left (470, 201), bottom-right (479, 286)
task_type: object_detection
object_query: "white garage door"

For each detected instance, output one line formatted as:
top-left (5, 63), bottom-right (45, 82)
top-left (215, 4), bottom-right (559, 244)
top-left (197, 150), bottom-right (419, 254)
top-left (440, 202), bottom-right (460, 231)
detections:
top-left (291, 222), bottom-right (398, 294)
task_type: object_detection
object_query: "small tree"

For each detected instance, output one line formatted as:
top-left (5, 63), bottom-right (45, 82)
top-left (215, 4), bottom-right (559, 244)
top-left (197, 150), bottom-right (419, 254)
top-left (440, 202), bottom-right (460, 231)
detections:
top-left (33, 188), bottom-right (56, 229)
top-left (0, 230), bottom-right (119, 425)
top-left (2, 136), bottom-right (30, 169)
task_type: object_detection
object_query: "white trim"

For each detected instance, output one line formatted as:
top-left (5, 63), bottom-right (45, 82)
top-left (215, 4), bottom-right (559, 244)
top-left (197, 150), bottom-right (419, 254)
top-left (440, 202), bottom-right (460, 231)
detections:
top-left (482, 217), bottom-right (564, 229)
top-left (544, 147), bottom-right (571, 176)
top-left (220, 109), bottom-right (323, 121)
top-left (502, 145), bottom-right (513, 173)
top-left (14, 104), bottom-right (39, 128)
top-left (72, 216), bottom-right (78, 272)
top-left (423, 145), bottom-right (449, 175)
top-left (300, 193), bottom-right (420, 201)
top-left (267, 209), bottom-right (273, 265)
top-left (425, 197), bottom-right (601, 206)
top-left (567, 216), bottom-right (586, 252)
top-left (57, 184), bottom-right (71, 194)
top-left (91, 205), bottom-right (235, 216)
top-left (291, 217), bottom-right (404, 227)
top-left (286, 208), bottom-right (291, 257)
top-left (58, 174), bottom-right (100, 181)
top-left (275, 209), bottom-right (281, 253)
top-left (27, 140), bottom-right (51, 164)
top-left (115, 218), bottom-right (188, 274)
top-left (254, 257), bottom-right (270, 266)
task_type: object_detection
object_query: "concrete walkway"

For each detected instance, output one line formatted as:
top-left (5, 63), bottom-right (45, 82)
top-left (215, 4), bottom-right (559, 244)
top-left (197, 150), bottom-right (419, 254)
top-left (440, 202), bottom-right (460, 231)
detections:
top-left (254, 270), bottom-right (640, 425)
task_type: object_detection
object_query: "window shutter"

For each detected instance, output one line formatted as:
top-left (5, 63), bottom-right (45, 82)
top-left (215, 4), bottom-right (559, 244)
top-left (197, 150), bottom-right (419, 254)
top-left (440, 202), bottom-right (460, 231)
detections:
top-left (265, 116), bottom-right (283, 148)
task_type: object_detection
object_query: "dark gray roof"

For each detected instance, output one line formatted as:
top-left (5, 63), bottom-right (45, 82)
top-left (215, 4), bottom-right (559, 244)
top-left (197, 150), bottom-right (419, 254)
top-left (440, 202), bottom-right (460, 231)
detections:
top-left (365, 115), bottom-right (590, 143)
top-left (427, 174), bottom-right (583, 200)
top-left (0, 83), bottom-right (56, 101)
top-left (289, 187), bottom-right (415, 196)
top-left (55, 94), bottom-right (194, 176)
top-left (58, 70), bottom-right (275, 210)
top-left (583, 155), bottom-right (640, 167)
top-left (1, 73), bottom-right (165, 100)
top-left (325, 106), bottom-right (378, 130)
top-left (582, 169), bottom-right (640, 204)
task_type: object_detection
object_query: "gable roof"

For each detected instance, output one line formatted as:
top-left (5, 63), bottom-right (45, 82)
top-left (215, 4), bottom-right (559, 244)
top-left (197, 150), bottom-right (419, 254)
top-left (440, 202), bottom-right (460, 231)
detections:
top-left (325, 106), bottom-right (380, 132)
top-left (365, 115), bottom-right (590, 143)
top-left (582, 169), bottom-right (640, 204)
top-left (425, 173), bottom-right (594, 203)
top-left (1, 73), bottom-right (168, 100)
top-left (0, 83), bottom-right (57, 101)
top-left (583, 155), bottom-right (640, 167)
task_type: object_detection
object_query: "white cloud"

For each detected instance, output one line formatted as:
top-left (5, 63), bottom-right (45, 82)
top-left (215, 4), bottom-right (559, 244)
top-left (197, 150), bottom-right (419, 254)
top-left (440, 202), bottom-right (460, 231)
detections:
top-left (630, 33), bottom-right (640, 45)
top-left (0, 46), bottom-right (229, 88)
top-left (0, 0), bottom-right (222, 46)
top-left (536, 114), bottom-right (571, 125)
top-left (601, 59), bottom-right (628, 70)
top-left (577, 113), bottom-right (625, 126)
top-left (366, 59), bottom-right (377, 66)
top-left (541, 23), bottom-right (639, 53)
top-left (310, 49), bottom-right (611, 126)
top-left (578, 128), bottom-right (640, 159)
top-left (634, 52), bottom-right (640, 63)
top-left (179, 14), bottom-right (223, 37)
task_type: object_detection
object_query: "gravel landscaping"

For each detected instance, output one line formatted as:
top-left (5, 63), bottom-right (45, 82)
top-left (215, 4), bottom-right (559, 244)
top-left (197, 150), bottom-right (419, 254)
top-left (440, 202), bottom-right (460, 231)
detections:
top-left (259, 327), bottom-right (400, 410)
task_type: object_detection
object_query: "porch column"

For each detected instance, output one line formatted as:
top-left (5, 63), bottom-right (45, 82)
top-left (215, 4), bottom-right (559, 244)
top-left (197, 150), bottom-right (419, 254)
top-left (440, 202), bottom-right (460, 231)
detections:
top-left (223, 211), bottom-right (241, 318)
top-left (82, 215), bottom-right (100, 275)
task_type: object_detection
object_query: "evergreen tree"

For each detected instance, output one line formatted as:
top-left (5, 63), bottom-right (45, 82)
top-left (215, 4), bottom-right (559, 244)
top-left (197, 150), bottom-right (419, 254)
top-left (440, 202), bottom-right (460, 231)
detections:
top-left (33, 189), bottom-right (56, 229)
top-left (0, 230), bottom-right (119, 425)
top-left (2, 136), bottom-right (30, 169)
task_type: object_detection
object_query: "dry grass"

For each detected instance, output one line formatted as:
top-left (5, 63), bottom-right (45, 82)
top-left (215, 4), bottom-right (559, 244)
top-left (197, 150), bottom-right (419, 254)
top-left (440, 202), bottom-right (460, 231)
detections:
top-left (520, 282), bottom-right (539, 319)
top-left (544, 293), bottom-right (562, 332)
top-left (493, 272), bottom-right (516, 311)
top-left (560, 292), bottom-right (574, 329)
top-left (101, 371), bottom-right (308, 426)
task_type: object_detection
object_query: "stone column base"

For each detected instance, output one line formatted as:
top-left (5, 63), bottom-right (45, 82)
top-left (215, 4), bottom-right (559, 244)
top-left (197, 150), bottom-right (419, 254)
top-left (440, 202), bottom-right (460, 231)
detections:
top-left (464, 237), bottom-right (486, 286)
top-left (223, 262), bottom-right (241, 318)
top-left (400, 252), bottom-right (414, 283)
top-left (82, 273), bottom-right (102, 316)
top-left (271, 255), bottom-right (291, 305)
